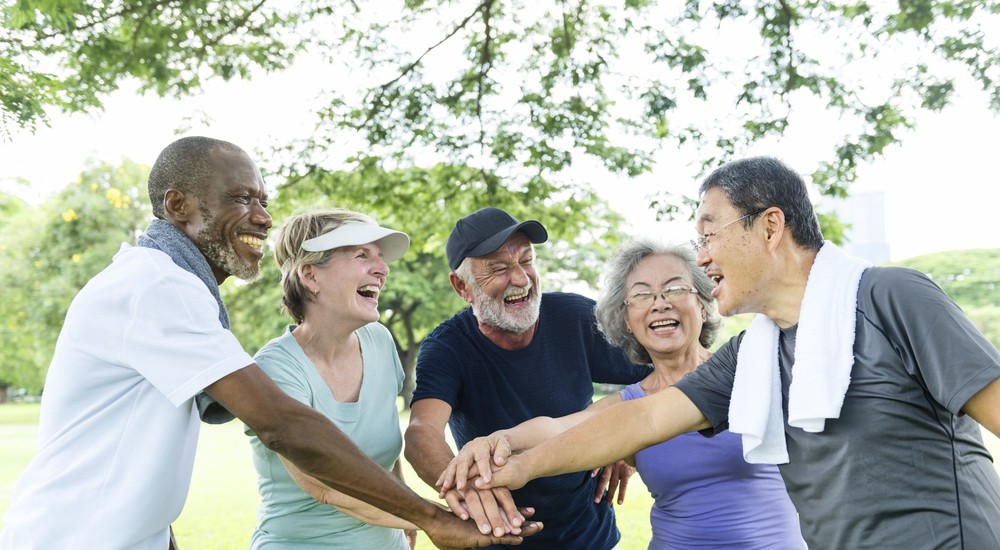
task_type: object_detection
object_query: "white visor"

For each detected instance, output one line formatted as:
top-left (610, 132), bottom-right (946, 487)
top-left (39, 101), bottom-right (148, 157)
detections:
top-left (301, 222), bottom-right (410, 262)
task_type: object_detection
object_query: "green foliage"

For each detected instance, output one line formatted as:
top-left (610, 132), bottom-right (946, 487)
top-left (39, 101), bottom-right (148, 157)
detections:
top-left (3, 0), bottom-right (999, 214)
top-left (891, 248), bottom-right (1000, 308)
top-left (0, 0), bottom-right (303, 137)
top-left (0, 160), bottom-right (151, 390)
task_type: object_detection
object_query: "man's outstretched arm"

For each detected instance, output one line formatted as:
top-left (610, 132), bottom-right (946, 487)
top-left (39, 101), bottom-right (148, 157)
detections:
top-left (206, 365), bottom-right (540, 548)
top-left (482, 387), bottom-right (709, 491)
top-left (405, 398), bottom-right (528, 537)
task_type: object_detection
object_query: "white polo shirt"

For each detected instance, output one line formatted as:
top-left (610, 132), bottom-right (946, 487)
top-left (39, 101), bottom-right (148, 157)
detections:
top-left (0, 244), bottom-right (253, 550)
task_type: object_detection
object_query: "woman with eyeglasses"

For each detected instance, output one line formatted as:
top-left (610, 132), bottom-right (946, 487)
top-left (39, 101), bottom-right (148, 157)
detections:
top-left (440, 239), bottom-right (805, 549)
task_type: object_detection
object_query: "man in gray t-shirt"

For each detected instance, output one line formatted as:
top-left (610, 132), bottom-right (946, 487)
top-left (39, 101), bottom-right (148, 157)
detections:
top-left (466, 156), bottom-right (1000, 549)
top-left (675, 266), bottom-right (1000, 548)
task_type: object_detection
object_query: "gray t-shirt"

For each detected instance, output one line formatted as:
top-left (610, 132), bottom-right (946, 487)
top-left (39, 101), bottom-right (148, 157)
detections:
top-left (675, 266), bottom-right (1000, 549)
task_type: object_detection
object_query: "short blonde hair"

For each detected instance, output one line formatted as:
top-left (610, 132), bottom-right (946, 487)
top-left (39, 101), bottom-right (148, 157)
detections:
top-left (273, 208), bottom-right (378, 323)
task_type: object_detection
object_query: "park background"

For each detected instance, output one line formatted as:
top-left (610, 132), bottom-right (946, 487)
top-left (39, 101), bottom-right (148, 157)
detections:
top-left (2, 1), bottom-right (1000, 548)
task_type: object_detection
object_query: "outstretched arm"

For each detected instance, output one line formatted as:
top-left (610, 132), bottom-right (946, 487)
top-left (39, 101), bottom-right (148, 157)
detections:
top-left (440, 394), bottom-right (624, 492)
top-left (482, 387), bottom-right (709, 491)
top-left (404, 398), bottom-right (528, 537)
top-left (278, 454), bottom-right (420, 529)
top-left (208, 366), bottom-right (541, 549)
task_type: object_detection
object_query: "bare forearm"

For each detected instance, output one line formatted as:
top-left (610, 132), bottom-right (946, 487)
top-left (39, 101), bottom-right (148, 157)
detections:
top-left (207, 369), bottom-right (439, 529)
top-left (521, 388), bottom-right (706, 480)
top-left (267, 406), bottom-right (438, 526)
top-left (503, 415), bottom-right (581, 452)
top-left (404, 423), bottom-right (457, 486)
top-left (280, 455), bottom-right (419, 530)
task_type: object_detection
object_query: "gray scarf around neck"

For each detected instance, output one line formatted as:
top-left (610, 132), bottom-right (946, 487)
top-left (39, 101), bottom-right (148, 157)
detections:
top-left (136, 218), bottom-right (236, 424)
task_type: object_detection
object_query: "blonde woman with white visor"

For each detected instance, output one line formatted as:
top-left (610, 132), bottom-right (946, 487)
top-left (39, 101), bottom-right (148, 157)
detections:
top-left (246, 208), bottom-right (418, 549)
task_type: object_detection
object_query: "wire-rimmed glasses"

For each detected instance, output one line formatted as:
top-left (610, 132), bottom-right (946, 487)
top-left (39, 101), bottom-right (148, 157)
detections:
top-left (690, 209), bottom-right (766, 252)
top-left (624, 285), bottom-right (698, 308)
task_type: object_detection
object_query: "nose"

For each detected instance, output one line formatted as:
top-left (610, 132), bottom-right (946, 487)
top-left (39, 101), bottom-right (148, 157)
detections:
top-left (650, 292), bottom-right (673, 310)
top-left (510, 264), bottom-right (530, 287)
top-left (251, 199), bottom-right (272, 229)
top-left (372, 258), bottom-right (389, 277)
top-left (695, 246), bottom-right (710, 267)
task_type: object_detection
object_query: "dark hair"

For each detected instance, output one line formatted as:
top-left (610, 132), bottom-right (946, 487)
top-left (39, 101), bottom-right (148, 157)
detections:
top-left (147, 136), bottom-right (244, 218)
top-left (699, 156), bottom-right (824, 251)
top-left (595, 239), bottom-right (721, 364)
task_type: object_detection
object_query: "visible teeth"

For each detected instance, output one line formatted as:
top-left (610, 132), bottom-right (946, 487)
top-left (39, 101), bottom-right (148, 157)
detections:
top-left (239, 235), bottom-right (264, 249)
top-left (711, 275), bottom-right (722, 284)
top-left (650, 320), bottom-right (678, 329)
top-left (358, 285), bottom-right (380, 298)
top-left (504, 288), bottom-right (530, 302)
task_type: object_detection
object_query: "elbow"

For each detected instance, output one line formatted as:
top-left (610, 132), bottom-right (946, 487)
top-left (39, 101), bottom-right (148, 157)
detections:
top-left (256, 425), bottom-right (290, 454)
top-left (403, 426), bottom-right (421, 464)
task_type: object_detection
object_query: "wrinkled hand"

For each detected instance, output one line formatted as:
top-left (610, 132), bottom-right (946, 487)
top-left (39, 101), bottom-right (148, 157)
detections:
top-left (439, 485), bottom-right (532, 537)
top-left (591, 460), bottom-right (634, 505)
top-left (437, 434), bottom-right (512, 493)
top-left (423, 506), bottom-right (543, 550)
top-left (473, 453), bottom-right (531, 492)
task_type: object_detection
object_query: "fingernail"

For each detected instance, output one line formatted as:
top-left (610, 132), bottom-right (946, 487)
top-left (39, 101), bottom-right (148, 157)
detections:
top-left (480, 524), bottom-right (490, 534)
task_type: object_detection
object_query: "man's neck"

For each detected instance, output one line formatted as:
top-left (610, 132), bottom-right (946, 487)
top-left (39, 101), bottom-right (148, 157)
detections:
top-left (477, 321), bottom-right (537, 350)
top-left (761, 245), bottom-right (818, 329)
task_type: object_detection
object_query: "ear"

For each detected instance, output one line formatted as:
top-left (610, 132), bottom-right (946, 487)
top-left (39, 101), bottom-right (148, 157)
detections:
top-left (163, 189), bottom-right (195, 223)
top-left (449, 272), bottom-right (474, 304)
top-left (761, 207), bottom-right (786, 252)
top-left (298, 264), bottom-right (319, 294)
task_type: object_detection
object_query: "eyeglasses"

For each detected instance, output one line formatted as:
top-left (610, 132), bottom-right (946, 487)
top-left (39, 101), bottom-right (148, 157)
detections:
top-left (624, 285), bottom-right (698, 308)
top-left (690, 209), bottom-right (766, 252)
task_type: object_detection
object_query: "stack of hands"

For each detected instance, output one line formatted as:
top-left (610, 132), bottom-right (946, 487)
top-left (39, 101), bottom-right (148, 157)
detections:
top-left (433, 433), bottom-right (634, 539)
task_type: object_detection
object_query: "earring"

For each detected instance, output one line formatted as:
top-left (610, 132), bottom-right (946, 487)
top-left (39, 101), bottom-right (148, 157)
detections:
top-left (702, 311), bottom-right (707, 322)
top-left (626, 326), bottom-right (632, 334)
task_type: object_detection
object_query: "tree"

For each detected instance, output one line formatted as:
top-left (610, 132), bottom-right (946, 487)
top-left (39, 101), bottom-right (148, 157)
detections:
top-left (225, 163), bottom-right (628, 403)
top-left (0, 160), bottom-right (150, 391)
top-left (3, 0), bottom-right (998, 213)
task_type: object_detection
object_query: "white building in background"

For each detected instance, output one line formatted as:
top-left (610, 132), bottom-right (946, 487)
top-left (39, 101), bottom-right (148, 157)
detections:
top-left (820, 191), bottom-right (891, 265)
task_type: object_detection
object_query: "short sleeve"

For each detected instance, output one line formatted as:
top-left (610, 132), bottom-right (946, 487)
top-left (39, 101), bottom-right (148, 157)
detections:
top-left (123, 270), bottom-right (252, 407)
top-left (673, 333), bottom-right (742, 433)
top-left (411, 334), bottom-right (463, 408)
top-left (862, 267), bottom-right (1000, 414)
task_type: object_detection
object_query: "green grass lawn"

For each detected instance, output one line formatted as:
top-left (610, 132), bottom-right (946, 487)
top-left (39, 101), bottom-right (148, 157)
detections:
top-left (5, 401), bottom-right (1000, 549)
top-left (0, 402), bottom-right (653, 549)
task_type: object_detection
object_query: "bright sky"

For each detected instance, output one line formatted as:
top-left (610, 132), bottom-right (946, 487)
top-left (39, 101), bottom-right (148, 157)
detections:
top-left (2, 48), bottom-right (999, 263)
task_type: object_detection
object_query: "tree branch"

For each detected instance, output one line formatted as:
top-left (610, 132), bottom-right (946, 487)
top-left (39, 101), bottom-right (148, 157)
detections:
top-left (358, 0), bottom-right (492, 128)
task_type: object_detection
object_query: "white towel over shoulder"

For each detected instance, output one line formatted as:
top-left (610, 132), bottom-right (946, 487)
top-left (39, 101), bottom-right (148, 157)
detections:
top-left (728, 242), bottom-right (871, 464)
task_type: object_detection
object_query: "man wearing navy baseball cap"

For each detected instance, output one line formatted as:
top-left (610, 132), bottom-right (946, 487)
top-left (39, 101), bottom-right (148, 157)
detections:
top-left (406, 207), bottom-right (651, 549)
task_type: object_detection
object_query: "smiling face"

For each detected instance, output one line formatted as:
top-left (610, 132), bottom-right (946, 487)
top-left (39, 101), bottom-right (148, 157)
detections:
top-left (694, 187), bottom-right (768, 316)
top-left (308, 242), bottom-right (389, 327)
top-left (624, 254), bottom-right (705, 360)
top-left (461, 232), bottom-right (542, 334)
top-left (184, 148), bottom-right (272, 283)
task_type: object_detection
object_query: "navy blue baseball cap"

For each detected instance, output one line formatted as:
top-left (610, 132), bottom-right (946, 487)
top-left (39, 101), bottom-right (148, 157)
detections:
top-left (445, 207), bottom-right (548, 271)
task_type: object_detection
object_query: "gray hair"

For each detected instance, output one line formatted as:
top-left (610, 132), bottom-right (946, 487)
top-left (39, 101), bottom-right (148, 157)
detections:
top-left (595, 239), bottom-right (722, 364)
top-left (700, 156), bottom-right (824, 251)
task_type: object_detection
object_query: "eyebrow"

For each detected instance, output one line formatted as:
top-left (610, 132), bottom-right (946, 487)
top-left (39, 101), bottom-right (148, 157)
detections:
top-left (629, 275), bottom-right (685, 291)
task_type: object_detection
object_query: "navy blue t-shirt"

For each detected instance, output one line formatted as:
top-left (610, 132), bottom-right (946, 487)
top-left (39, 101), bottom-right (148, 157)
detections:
top-left (413, 292), bottom-right (651, 549)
